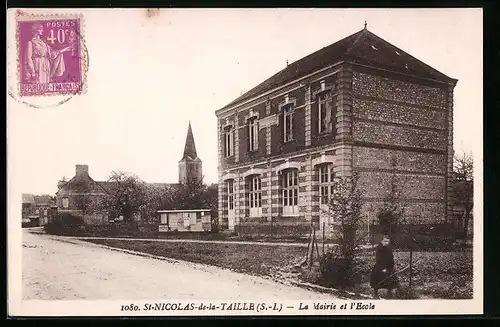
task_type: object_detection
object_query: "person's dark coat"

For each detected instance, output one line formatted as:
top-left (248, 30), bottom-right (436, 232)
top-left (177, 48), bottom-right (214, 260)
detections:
top-left (370, 244), bottom-right (399, 290)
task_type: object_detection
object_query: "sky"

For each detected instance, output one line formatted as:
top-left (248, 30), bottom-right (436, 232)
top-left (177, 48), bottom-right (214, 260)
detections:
top-left (7, 8), bottom-right (483, 196)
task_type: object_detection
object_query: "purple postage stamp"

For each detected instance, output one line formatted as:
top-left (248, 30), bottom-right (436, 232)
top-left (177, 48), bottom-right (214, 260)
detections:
top-left (16, 12), bottom-right (86, 97)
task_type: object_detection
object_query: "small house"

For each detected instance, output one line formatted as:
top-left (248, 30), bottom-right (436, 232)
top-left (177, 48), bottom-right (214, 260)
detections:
top-left (158, 209), bottom-right (213, 232)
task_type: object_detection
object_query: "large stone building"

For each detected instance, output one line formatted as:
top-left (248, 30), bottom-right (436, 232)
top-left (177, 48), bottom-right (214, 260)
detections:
top-left (215, 25), bottom-right (457, 235)
top-left (56, 123), bottom-right (203, 224)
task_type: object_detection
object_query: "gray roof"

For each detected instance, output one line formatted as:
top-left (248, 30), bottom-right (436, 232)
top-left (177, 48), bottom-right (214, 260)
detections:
top-left (22, 193), bottom-right (35, 204)
top-left (219, 27), bottom-right (457, 112)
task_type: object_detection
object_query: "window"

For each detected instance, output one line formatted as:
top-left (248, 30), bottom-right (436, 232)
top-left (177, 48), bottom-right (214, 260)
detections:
top-left (183, 212), bottom-right (190, 227)
top-left (224, 127), bottom-right (234, 157)
top-left (319, 164), bottom-right (335, 205)
top-left (43, 209), bottom-right (48, 216)
top-left (35, 209), bottom-right (40, 214)
top-left (62, 197), bottom-right (69, 208)
top-left (318, 94), bottom-right (332, 134)
top-left (227, 180), bottom-right (234, 210)
top-left (248, 118), bottom-right (259, 152)
top-left (248, 175), bottom-right (262, 217)
top-left (283, 105), bottom-right (293, 142)
top-left (282, 169), bottom-right (299, 215)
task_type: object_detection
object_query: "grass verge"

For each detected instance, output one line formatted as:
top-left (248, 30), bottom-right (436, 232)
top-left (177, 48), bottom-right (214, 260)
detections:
top-left (84, 239), bottom-right (473, 299)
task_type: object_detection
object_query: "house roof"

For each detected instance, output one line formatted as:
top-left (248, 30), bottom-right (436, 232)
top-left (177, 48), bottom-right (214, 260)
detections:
top-left (219, 27), bottom-right (457, 111)
top-left (96, 181), bottom-right (178, 195)
top-left (22, 193), bottom-right (35, 204)
top-left (180, 122), bottom-right (200, 162)
top-left (33, 195), bottom-right (54, 206)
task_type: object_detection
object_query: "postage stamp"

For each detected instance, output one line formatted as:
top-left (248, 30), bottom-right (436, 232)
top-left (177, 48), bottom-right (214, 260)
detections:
top-left (16, 12), bottom-right (86, 97)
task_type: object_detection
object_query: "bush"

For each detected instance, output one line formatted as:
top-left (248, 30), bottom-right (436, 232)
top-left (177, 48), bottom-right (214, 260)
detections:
top-left (319, 250), bottom-right (361, 289)
top-left (235, 223), bottom-right (311, 237)
top-left (44, 214), bottom-right (85, 236)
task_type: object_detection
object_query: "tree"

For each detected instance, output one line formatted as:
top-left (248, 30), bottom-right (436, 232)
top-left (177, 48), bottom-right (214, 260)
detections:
top-left (377, 157), bottom-right (406, 235)
top-left (141, 183), bottom-right (175, 223)
top-left (322, 172), bottom-right (365, 288)
top-left (201, 183), bottom-right (218, 217)
top-left (451, 151), bottom-right (474, 238)
top-left (94, 171), bottom-right (147, 223)
top-left (162, 177), bottom-right (212, 211)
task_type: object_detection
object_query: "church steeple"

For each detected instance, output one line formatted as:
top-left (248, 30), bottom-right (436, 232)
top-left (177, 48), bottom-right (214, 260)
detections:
top-left (182, 121), bottom-right (198, 160)
top-left (178, 121), bottom-right (203, 184)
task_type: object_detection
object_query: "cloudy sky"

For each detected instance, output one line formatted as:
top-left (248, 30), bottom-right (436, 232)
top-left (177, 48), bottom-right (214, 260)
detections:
top-left (7, 8), bottom-right (482, 195)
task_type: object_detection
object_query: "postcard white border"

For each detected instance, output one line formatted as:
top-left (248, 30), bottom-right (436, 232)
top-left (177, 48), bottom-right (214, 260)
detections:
top-left (7, 8), bottom-right (483, 317)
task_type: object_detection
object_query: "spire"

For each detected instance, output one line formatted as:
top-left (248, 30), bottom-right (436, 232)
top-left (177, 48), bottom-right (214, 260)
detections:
top-left (182, 121), bottom-right (198, 160)
top-left (364, 21), bottom-right (367, 30)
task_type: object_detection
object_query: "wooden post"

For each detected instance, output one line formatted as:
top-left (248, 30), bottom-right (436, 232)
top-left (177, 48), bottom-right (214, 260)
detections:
top-left (322, 222), bottom-right (325, 256)
top-left (409, 225), bottom-right (413, 290)
top-left (367, 213), bottom-right (370, 245)
top-left (315, 227), bottom-right (322, 268)
top-left (306, 225), bottom-right (313, 269)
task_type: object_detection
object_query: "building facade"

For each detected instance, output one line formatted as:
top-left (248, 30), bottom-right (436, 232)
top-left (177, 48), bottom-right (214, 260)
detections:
top-left (56, 164), bottom-right (112, 225)
top-left (22, 193), bottom-right (57, 227)
top-left (215, 26), bottom-right (457, 235)
top-left (56, 124), bottom-right (204, 225)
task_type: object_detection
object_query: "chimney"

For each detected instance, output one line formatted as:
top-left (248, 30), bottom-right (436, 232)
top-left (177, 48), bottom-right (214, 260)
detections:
top-left (57, 180), bottom-right (66, 189)
top-left (75, 164), bottom-right (89, 177)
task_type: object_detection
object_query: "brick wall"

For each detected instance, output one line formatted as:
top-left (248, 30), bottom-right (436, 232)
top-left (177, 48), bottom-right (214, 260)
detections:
top-left (352, 71), bottom-right (448, 109)
top-left (351, 68), bottom-right (451, 225)
top-left (217, 65), bottom-right (343, 172)
top-left (352, 147), bottom-right (446, 174)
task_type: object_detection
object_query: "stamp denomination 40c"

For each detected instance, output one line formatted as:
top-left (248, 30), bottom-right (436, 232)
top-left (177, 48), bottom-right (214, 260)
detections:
top-left (16, 12), bottom-right (86, 97)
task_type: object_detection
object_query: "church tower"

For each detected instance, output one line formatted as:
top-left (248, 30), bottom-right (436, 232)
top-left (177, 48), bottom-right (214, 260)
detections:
top-left (178, 122), bottom-right (203, 184)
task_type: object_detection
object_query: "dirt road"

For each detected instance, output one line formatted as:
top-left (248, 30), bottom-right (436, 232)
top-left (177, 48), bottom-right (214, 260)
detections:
top-left (22, 229), bottom-right (333, 300)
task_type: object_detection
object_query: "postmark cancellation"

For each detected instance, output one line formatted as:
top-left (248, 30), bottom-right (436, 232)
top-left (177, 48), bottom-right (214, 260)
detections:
top-left (15, 11), bottom-right (87, 97)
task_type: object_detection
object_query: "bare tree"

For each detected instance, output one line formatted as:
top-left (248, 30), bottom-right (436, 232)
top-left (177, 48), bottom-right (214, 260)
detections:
top-left (377, 157), bottom-right (406, 235)
top-left (322, 172), bottom-right (365, 288)
top-left (451, 151), bottom-right (474, 238)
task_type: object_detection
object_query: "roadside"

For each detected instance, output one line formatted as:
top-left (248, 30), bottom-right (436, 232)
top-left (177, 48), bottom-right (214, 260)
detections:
top-left (22, 229), bottom-right (337, 300)
top-left (33, 227), bottom-right (474, 300)
top-left (80, 236), bottom-right (473, 300)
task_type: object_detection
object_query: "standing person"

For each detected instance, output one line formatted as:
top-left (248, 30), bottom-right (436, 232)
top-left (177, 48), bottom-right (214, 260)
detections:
top-left (370, 235), bottom-right (399, 298)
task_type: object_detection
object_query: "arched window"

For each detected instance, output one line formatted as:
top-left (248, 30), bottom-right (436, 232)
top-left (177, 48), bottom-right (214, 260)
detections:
top-left (226, 179), bottom-right (234, 210)
top-left (247, 175), bottom-right (262, 217)
top-left (318, 164), bottom-right (335, 205)
top-left (281, 168), bottom-right (299, 216)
